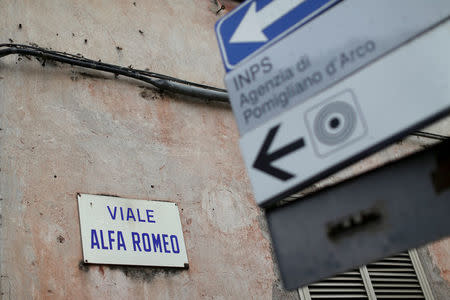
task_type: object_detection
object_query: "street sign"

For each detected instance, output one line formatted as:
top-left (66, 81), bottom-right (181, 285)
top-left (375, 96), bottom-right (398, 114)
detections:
top-left (77, 194), bottom-right (189, 268)
top-left (266, 140), bottom-right (450, 289)
top-left (240, 19), bottom-right (450, 206)
top-left (216, 1), bottom-right (450, 207)
top-left (221, 0), bottom-right (450, 135)
top-left (215, 0), bottom-right (339, 72)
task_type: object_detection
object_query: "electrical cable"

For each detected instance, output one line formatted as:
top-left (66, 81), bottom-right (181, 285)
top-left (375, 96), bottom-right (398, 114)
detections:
top-left (411, 131), bottom-right (449, 141)
top-left (0, 43), bottom-right (229, 102)
top-left (0, 43), bottom-right (448, 141)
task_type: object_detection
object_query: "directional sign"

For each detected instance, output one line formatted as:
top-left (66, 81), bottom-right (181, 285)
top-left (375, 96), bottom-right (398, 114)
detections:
top-left (216, 0), bottom-right (450, 207)
top-left (221, 0), bottom-right (450, 135)
top-left (215, 0), bottom-right (339, 71)
top-left (240, 19), bottom-right (450, 206)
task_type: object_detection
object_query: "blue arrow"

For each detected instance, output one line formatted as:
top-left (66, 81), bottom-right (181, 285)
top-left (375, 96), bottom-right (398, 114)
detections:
top-left (230, 0), bottom-right (305, 43)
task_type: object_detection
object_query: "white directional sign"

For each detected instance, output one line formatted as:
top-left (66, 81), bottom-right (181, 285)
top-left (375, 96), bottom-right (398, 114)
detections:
top-left (216, 0), bottom-right (450, 207)
top-left (240, 20), bottom-right (450, 205)
top-left (77, 194), bottom-right (189, 267)
top-left (221, 0), bottom-right (450, 134)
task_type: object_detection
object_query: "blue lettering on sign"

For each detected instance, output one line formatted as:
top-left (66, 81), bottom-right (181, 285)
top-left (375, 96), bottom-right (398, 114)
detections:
top-left (89, 229), bottom-right (181, 254)
top-left (137, 209), bottom-right (145, 222)
top-left (117, 231), bottom-right (127, 250)
top-left (90, 229), bottom-right (127, 250)
top-left (108, 230), bottom-right (115, 250)
top-left (152, 234), bottom-right (162, 253)
top-left (132, 232), bottom-right (181, 254)
top-left (132, 232), bottom-right (142, 251)
top-left (107, 206), bottom-right (117, 220)
top-left (88, 205), bottom-right (182, 255)
top-left (99, 230), bottom-right (108, 250)
top-left (146, 209), bottom-right (156, 223)
top-left (162, 234), bottom-right (171, 253)
top-left (142, 233), bottom-right (152, 252)
top-left (215, 0), bottom-right (340, 71)
top-left (107, 206), bottom-right (157, 223)
top-left (126, 208), bottom-right (136, 221)
top-left (170, 235), bottom-right (180, 254)
top-left (91, 229), bottom-right (100, 249)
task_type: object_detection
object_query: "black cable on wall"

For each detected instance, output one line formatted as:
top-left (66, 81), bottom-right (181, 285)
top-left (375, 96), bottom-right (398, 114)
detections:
top-left (0, 43), bottom-right (229, 102)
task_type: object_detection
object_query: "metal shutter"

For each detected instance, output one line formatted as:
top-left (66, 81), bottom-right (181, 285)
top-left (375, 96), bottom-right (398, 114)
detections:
top-left (305, 269), bottom-right (369, 299)
top-left (299, 249), bottom-right (434, 300)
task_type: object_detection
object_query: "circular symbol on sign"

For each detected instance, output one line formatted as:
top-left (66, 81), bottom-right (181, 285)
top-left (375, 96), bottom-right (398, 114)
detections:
top-left (313, 101), bottom-right (357, 146)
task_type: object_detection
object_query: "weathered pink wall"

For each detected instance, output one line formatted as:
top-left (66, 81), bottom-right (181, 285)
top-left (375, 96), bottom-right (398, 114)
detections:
top-left (0, 1), bottom-right (448, 299)
top-left (0, 1), bottom-right (287, 299)
top-left (430, 240), bottom-right (450, 282)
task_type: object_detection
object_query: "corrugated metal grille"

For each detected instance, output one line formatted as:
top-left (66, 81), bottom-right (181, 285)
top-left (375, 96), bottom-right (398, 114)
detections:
top-left (367, 252), bottom-right (425, 299)
top-left (307, 269), bottom-right (368, 299)
top-left (299, 250), bottom-right (433, 300)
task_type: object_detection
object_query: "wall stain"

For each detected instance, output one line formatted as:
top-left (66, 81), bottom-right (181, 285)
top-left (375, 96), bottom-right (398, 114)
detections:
top-left (107, 265), bottom-right (186, 283)
top-left (98, 265), bottom-right (104, 276)
top-left (56, 235), bottom-right (65, 244)
top-left (78, 261), bottom-right (90, 272)
top-left (139, 86), bottom-right (164, 101)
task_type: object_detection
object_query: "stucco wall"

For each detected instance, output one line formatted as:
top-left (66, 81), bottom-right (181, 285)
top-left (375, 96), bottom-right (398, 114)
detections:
top-left (0, 1), bottom-right (297, 299)
top-left (418, 240), bottom-right (450, 300)
top-left (0, 1), bottom-right (448, 299)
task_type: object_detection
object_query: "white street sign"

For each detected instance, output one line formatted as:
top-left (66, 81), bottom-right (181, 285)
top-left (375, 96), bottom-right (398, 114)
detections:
top-left (240, 20), bottom-right (450, 206)
top-left (222, 0), bottom-right (450, 135)
top-left (77, 194), bottom-right (188, 267)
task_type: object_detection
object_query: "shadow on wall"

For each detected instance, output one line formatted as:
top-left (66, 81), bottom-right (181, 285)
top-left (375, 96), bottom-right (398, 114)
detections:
top-left (78, 260), bottom-right (187, 283)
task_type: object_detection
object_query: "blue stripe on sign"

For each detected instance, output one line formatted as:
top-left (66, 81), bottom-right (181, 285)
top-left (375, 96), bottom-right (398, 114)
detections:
top-left (216, 0), bottom-right (340, 71)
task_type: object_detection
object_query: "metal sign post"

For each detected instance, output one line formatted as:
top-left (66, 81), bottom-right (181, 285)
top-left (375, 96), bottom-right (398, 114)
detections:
top-left (266, 140), bottom-right (450, 290)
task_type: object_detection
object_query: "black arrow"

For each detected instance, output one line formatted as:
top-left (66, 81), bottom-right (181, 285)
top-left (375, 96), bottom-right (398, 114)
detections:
top-left (253, 124), bottom-right (305, 181)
